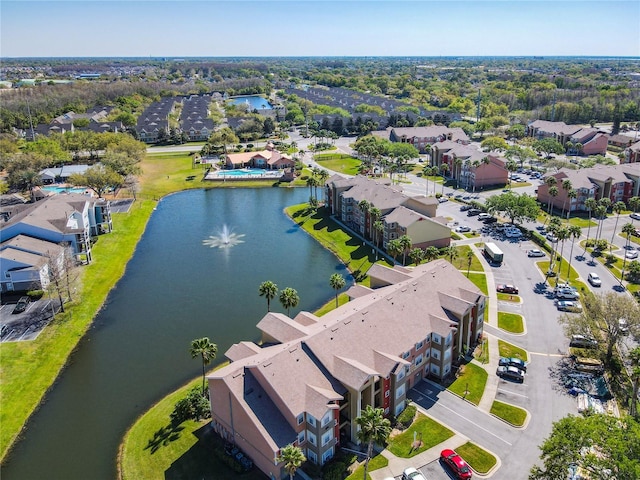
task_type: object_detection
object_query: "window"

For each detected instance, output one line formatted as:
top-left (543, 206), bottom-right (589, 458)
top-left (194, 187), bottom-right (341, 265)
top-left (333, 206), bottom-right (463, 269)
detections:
top-left (431, 348), bottom-right (440, 360)
top-left (307, 431), bottom-right (317, 446)
top-left (396, 384), bottom-right (406, 399)
top-left (307, 449), bottom-right (317, 464)
top-left (425, 334), bottom-right (431, 343)
top-left (385, 389), bottom-right (390, 398)
top-left (415, 340), bottom-right (424, 350)
top-left (307, 414), bottom-right (316, 427)
top-left (322, 430), bottom-right (332, 446)
top-left (430, 364), bottom-right (440, 375)
top-left (415, 354), bottom-right (423, 366)
top-left (432, 333), bottom-right (441, 345)
top-left (321, 411), bottom-right (332, 428)
top-left (297, 414), bottom-right (304, 425)
top-left (402, 351), bottom-right (410, 359)
top-left (397, 369), bottom-right (405, 381)
top-left (298, 430), bottom-right (305, 444)
top-left (424, 350), bottom-right (430, 358)
top-left (444, 349), bottom-right (451, 361)
top-left (322, 447), bottom-right (334, 463)
top-left (395, 401), bottom-right (405, 416)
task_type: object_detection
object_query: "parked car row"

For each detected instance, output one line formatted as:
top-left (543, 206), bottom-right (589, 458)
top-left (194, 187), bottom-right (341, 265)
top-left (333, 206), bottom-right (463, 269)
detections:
top-left (400, 448), bottom-right (473, 480)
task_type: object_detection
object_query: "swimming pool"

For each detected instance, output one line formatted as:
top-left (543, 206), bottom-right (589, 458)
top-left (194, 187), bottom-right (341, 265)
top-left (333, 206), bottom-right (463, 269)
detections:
top-left (42, 186), bottom-right (89, 194)
top-left (219, 168), bottom-right (269, 176)
top-left (229, 95), bottom-right (273, 110)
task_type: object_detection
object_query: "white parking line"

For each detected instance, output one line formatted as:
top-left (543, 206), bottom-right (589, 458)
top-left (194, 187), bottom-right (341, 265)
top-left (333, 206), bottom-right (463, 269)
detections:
top-left (497, 388), bottom-right (529, 398)
top-left (422, 390), bottom-right (513, 446)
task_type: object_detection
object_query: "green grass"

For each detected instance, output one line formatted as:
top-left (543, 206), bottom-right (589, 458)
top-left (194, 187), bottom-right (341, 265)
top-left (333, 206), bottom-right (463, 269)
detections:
top-left (490, 400), bottom-right (528, 427)
top-left (450, 245), bottom-right (483, 272)
top-left (497, 292), bottom-right (520, 302)
top-left (455, 442), bottom-right (497, 474)
top-left (536, 258), bottom-right (581, 286)
top-left (467, 272), bottom-right (488, 295)
top-left (387, 414), bottom-right (454, 458)
top-left (314, 153), bottom-right (361, 175)
top-left (473, 337), bottom-right (490, 364)
top-left (498, 340), bottom-right (529, 362)
top-left (314, 293), bottom-right (350, 316)
top-left (344, 454), bottom-right (388, 480)
top-left (498, 312), bottom-right (524, 334)
top-left (286, 204), bottom-right (387, 279)
top-left (447, 362), bottom-right (488, 405)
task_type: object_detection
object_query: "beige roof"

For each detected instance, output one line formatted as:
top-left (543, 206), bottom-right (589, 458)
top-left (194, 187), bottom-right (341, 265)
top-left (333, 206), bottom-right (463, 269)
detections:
top-left (529, 120), bottom-right (582, 136)
top-left (627, 140), bottom-right (640, 152)
top-left (225, 341), bottom-right (263, 362)
top-left (256, 312), bottom-right (311, 343)
top-left (0, 247), bottom-right (47, 268)
top-left (384, 205), bottom-right (441, 229)
top-left (1, 234), bottom-right (64, 257)
top-left (392, 126), bottom-right (469, 143)
top-left (341, 180), bottom-right (409, 211)
top-left (345, 284), bottom-right (374, 299)
top-left (367, 263), bottom-right (413, 285)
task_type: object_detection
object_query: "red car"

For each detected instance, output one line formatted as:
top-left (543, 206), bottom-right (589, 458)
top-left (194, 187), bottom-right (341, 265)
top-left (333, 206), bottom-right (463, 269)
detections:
top-left (440, 449), bottom-right (473, 479)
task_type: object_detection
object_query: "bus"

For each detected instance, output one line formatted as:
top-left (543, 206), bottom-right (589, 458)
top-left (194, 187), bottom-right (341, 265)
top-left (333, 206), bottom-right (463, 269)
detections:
top-left (483, 242), bottom-right (503, 265)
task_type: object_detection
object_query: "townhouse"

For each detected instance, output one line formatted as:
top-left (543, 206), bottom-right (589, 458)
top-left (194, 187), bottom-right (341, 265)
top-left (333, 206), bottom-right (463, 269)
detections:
top-left (208, 259), bottom-right (486, 479)
top-left (537, 163), bottom-right (640, 213)
top-left (430, 141), bottom-right (508, 190)
top-left (388, 126), bottom-right (470, 154)
top-left (526, 120), bottom-right (608, 155)
top-left (0, 193), bottom-right (112, 275)
top-left (623, 140), bottom-right (640, 164)
top-left (0, 235), bottom-right (65, 293)
top-left (326, 176), bottom-right (451, 253)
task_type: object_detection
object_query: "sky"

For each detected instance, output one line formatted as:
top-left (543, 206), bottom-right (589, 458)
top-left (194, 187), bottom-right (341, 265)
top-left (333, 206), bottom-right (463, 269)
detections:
top-left (1, 0), bottom-right (639, 58)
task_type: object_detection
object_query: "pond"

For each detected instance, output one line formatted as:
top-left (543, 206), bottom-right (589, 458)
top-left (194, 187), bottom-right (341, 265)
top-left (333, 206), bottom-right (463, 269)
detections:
top-left (2, 187), bottom-right (349, 480)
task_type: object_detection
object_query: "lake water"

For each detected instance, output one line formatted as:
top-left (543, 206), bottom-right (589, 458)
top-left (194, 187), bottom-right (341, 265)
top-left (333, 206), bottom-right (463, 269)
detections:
top-left (1, 188), bottom-right (349, 479)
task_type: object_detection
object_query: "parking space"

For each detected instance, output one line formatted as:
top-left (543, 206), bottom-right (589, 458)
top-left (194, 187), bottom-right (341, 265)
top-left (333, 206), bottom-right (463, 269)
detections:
top-left (418, 459), bottom-right (459, 480)
top-left (0, 298), bottom-right (61, 342)
top-left (109, 198), bottom-right (134, 213)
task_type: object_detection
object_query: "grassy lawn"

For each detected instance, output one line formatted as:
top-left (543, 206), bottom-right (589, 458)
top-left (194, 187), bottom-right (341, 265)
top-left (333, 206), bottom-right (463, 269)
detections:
top-left (286, 204), bottom-right (387, 279)
top-left (498, 312), bottom-right (525, 334)
top-left (473, 337), bottom-right (489, 364)
top-left (467, 272), bottom-right (488, 295)
top-left (450, 245), bottom-right (482, 272)
top-left (536, 259), bottom-right (582, 287)
top-left (498, 340), bottom-right (529, 362)
top-left (387, 414), bottom-right (454, 458)
top-left (447, 362), bottom-right (488, 405)
top-left (314, 293), bottom-right (350, 316)
top-left (497, 292), bottom-right (520, 302)
top-left (455, 442), bottom-right (497, 474)
top-left (490, 400), bottom-right (528, 427)
top-left (314, 153), bottom-right (361, 176)
top-left (344, 454), bottom-right (388, 480)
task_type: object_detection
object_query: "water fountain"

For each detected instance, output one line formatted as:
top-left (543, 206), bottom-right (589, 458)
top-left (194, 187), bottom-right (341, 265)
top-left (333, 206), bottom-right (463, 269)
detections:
top-left (202, 224), bottom-right (245, 248)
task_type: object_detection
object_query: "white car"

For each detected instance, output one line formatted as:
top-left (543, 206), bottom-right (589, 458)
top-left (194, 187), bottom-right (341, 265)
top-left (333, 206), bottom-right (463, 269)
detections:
top-left (505, 228), bottom-right (523, 238)
top-left (626, 250), bottom-right (638, 259)
top-left (402, 467), bottom-right (427, 480)
top-left (528, 249), bottom-right (545, 257)
top-left (456, 225), bottom-right (471, 233)
top-left (587, 272), bottom-right (602, 287)
top-left (631, 212), bottom-right (640, 220)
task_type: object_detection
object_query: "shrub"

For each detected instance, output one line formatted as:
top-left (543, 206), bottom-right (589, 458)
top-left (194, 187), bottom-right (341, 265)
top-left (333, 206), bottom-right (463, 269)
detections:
top-left (170, 386), bottom-right (211, 424)
top-left (27, 290), bottom-right (44, 299)
top-left (396, 404), bottom-right (417, 427)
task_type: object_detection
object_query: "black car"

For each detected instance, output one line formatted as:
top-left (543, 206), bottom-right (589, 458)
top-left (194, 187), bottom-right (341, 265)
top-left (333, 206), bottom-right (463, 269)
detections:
top-left (460, 205), bottom-right (472, 211)
top-left (467, 208), bottom-right (482, 216)
top-left (12, 296), bottom-right (31, 314)
top-left (496, 366), bottom-right (524, 382)
top-left (483, 216), bottom-right (498, 224)
top-left (499, 357), bottom-right (527, 372)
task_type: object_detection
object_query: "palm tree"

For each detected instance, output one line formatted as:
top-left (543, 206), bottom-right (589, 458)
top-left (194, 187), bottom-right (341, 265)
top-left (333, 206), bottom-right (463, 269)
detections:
top-left (399, 235), bottom-right (412, 265)
top-left (441, 245), bottom-right (459, 264)
top-left (596, 198), bottom-right (612, 243)
top-left (422, 164), bottom-right (433, 196)
top-left (628, 347), bottom-right (640, 417)
top-left (560, 180), bottom-right (572, 218)
top-left (277, 443), bottom-right (306, 480)
top-left (369, 207), bottom-right (381, 241)
top-left (409, 247), bottom-right (424, 266)
top-left (566, 225), bottom-right (582, 279)
top-left (565, 190), bottom-right (577, 220)
top-left (358, 199), bottom-right (369, 236)
top-left (453, 158), bottom-right (463, 188)
top-left (466, 249), bottom-right (474, 277)
top-left (621, 222), bottom-right (636, 286)
top-left (387, 238), bottom-right (403, 263)
top-left (329, 273), bottom-right (346, 308)
top-left (306, 175), bottom-right (319, 204)
top-left (190, 337), bottom-right (218, 395)
top-left (555, 226), bottom-right (571, 284)
top-left (439, 163), bottom-right (449, 195)
top-left (279, 287), bottom-right (299, 316)
top-left (317, 169), bottom-right (330, 204)
top-left (259, 280), bottom-right (278, 312)
top-left (582, 198), bottom-right (598, 255)
top-left (610, 200), bottom-right (626, 246)
top-left (506, 160), bottom-right (518, 189)
top-left (544, 176), bottom-right (558, 221)
top-left (593, 205), bottom-right (607, 246)
top-left (373, 220), bottom-right (384, 249)
top-left (356, 405), bottom-right (391, 480)
top-left (629, 196), bottom-right (640, 221)
top-left (424, 246), bottom-right (440, 262)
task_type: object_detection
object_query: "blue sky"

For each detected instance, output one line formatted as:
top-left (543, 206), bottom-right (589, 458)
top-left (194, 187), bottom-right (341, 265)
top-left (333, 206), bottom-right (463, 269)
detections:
top-left (1, 1), bottom-right (638, 57)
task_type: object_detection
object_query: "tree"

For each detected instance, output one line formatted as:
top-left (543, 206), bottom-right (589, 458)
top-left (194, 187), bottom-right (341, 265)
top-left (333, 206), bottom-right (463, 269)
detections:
top-left (373, 220), bottom-right (384, 249)
top-left (610, 201), bottom-right (626, 246)
top-left (582, 198), bottom-right (598, 255)
top-left (529, 414), bottom-right (640, 480)
top-left (69, 164), bottom-right (122, 198)
top-left (101, 150), bottom-right (142, 177)
top-left (329, 273), bottom-right (346, 308)
top-left (358, 199), bottom-right (370, 236)
top-left (355, 405), bottom-right (391, 480)
top-left (565, 225), bottom-right (582, 281)
top-left (409, 248), bottom-right (425, 266)
top-left (506, 160), bottom-right (518, 189)
top-left (559, 292), bottom-right (640, 365)
top-left (399, 234), bottom-right (412, 265)
top-left (279, 287), bottom-right (300, 316)
top-left (441, 245), bottom-right (459, 264)
top-left (484, 191), bottom-right (540, 225)
top-left (387, 238), bottom-right (403, 263)
top-left (258, 280), bottom-right (278, 312)
top-left (466, 249), bottom-right (474, 277)
top-left (629, 196), bottom-right (640, 221)
top-left (481, 136), bottom-right (508, 152)
top-left (474, 118), bottom-right (492, 138)
top-left (190, 337), bottom-right (217, 395)
top-left (439, 163), bottom-right (449, 194)
top-left (547, 186), bottom-right (559, 217)
top-left (629, 347), bottom-right (640, 417)
top-left (621, 222), bottom-right (636, 286)
top-left (277, 444), bottom-right (306, 480)
top-left (208, 127), bottom-right (239, 154)
top-left (533, 137), bottom-right (564, 158)
top-left (560, 180), bottom-right (572, 218)
top-left (424, 246), bottom-right (440, 262)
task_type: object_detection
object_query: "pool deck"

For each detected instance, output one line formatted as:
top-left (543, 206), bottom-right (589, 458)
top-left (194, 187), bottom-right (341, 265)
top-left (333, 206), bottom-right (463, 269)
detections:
top-left (204, 169), bottom-right (284, 181)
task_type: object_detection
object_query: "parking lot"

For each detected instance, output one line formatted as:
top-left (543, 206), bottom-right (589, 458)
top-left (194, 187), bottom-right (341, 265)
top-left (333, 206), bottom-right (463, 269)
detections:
top-left (0, 297), bottom-right (61, 342)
